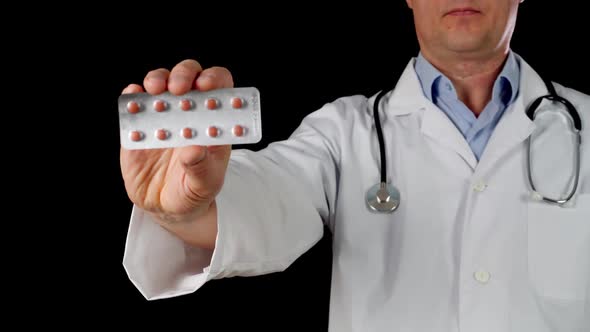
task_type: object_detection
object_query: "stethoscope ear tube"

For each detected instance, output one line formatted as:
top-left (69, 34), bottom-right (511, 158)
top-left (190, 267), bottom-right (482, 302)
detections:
top-left (367, 76), bottom-right (583, 212)
top-left (524, 79), bottom-right (582, 205)
top-left (526, 132), bottom-right (581, 206)
top-left (526, 78), bottom-right (582, 131)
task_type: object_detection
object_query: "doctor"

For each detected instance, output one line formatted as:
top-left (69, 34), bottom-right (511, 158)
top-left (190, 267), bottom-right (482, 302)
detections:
top-left (120, 0), bottom-right (589, 331)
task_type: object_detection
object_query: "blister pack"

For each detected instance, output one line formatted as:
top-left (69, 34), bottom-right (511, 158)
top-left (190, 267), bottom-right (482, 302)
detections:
top-left (118, 87), bottom-right (261, 149)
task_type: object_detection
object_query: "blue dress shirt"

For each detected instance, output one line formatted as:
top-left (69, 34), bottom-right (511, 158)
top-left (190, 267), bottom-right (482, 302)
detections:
top-left (414, 51), bottom-right (520, 160)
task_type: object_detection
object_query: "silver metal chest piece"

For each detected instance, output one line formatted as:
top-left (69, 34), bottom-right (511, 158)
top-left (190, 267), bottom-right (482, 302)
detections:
top-left (366, 182), bottom-right (401, 213)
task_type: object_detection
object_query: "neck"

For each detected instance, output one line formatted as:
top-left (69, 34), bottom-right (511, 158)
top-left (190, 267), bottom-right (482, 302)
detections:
top-left (421, 49), bottom-right (509, 116)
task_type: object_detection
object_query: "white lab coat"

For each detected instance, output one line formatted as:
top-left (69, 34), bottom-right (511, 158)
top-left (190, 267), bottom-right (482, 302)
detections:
top-left (123, 53), bottom-right (590, 332)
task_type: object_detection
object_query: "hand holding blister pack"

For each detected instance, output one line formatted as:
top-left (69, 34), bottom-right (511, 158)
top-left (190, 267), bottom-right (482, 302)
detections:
top-left (118, 87), bottom-right (262, 149)
top-left (118, 64), bottom-right (258, 251)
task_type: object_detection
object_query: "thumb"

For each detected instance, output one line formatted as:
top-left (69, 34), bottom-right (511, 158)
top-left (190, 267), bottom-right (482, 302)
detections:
top-left (178, 145), bottom-right (232, 199)
top-left (178, 145), bottom-right (208, 169)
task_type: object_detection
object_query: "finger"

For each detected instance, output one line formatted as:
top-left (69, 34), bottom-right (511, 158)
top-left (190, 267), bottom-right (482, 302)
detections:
top-left (122, 84), bottom-right (144, 95)
top-left (168, 59), bottom-right (203, 95)
top-left (143, 68), bottom-right (170, 95)
top-left (195, 66), bottom-right (234, 91)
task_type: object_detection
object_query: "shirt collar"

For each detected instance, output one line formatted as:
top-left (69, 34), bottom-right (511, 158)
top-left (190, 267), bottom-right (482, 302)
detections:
top-left (414, 50), bottom-right (520, 105)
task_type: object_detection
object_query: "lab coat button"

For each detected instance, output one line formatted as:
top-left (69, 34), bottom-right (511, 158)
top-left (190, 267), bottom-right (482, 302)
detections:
top-left (473, 181), bottom-right (487, 192)
top-left (474, 270), bottom-right (491, 284)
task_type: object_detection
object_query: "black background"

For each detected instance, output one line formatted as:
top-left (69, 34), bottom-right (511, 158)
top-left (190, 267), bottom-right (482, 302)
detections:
top-left (39, 1), bottom-right (588, 329)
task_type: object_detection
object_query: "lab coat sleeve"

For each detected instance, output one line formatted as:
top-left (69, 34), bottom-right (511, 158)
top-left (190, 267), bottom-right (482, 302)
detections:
top-left (123, 99), bottom-right (348, 300)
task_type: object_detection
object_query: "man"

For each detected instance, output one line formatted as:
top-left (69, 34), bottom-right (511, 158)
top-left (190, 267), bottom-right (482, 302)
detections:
top-left (120, 0), bottom-right (589, 330)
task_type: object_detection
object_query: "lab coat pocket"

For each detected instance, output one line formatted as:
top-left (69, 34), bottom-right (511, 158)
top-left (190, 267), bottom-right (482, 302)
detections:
top-left (527, 194), bottom-right (590, 301)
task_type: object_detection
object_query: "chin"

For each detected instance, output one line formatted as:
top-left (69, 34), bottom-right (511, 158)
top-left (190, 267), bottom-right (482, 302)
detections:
top-left (444, 35), bottom-right (490, 54)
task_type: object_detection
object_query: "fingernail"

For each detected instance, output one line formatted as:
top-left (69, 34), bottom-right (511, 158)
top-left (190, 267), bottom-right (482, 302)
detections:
top-left (169, 76), bottom-right (182, 84)
top-left (196, 74), bottom-right (215, 90)
top-left (199, 73), bottom-right (216, 82)
top-left (146, 75), bottom-right (161, 83)
top-left (171, 74), bottom-right (193, 84)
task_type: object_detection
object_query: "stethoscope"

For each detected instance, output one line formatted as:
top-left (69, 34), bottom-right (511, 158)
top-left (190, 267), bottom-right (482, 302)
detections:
top-left (366, 77), bottom-right (583, 213)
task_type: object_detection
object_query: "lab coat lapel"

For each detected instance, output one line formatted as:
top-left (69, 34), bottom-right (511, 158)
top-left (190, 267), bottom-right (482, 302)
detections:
top-left (387, 55), bottom-right (547, 172)
top-left (387, 59), bottom-right (478, 170)
top-left (475, 55), bottom-right (547, 174)
top-left (421, 104), bottom-right (478, 170)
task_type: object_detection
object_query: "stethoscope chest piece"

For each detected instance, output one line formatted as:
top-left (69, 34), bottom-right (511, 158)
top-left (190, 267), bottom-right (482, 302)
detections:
top-left (366, 182), bottom-right (401, 213)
